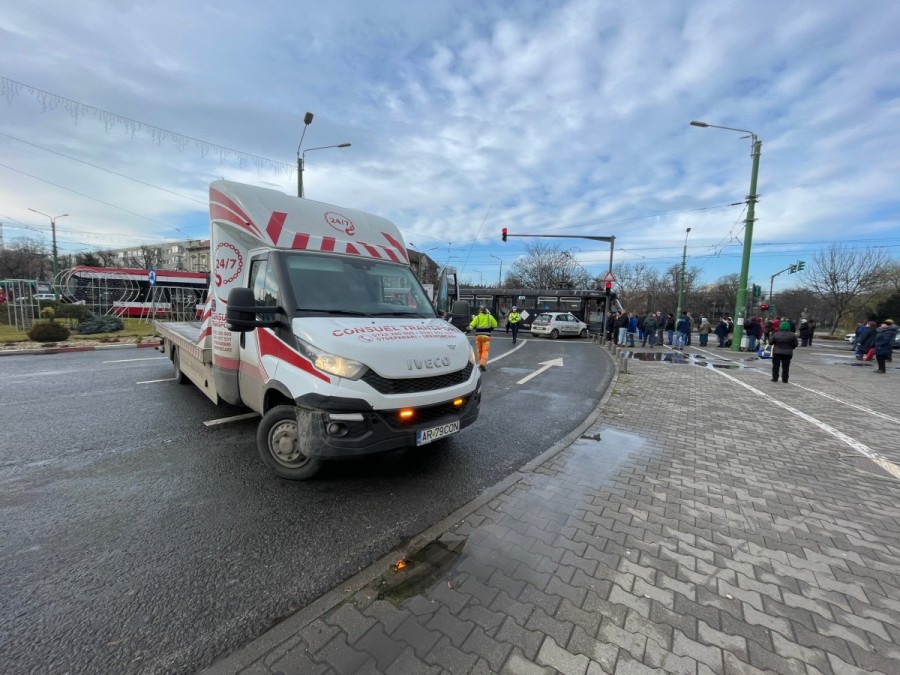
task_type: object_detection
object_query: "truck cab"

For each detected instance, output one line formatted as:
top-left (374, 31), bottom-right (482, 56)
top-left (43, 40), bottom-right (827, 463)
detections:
top-left (156, 180), bottom-right (481, 480)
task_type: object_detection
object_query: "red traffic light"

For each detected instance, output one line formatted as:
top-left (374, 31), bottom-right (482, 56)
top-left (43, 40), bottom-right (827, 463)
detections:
top-left (501, 227), bottom-right (507, 242)
top-left (760, 304), bottom-right (769, 310)
top-left (605, 281), bottom-right (612, 290)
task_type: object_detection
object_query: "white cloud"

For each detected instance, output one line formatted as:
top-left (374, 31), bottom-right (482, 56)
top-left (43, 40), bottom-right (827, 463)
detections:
top-left (0, 0), bottom-right (897, 284)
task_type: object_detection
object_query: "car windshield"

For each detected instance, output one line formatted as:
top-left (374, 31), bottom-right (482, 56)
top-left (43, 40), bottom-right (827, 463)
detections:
top-left (284, 252), bottom-right (437, 318)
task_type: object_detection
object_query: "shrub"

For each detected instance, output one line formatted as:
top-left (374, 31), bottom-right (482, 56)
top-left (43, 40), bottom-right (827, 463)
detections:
top-left (56, 303), bottom-right (94, 323)
top-left (77, 315), bottom-right (125, 334)
top-left (28, 321), bottom-right (71, 342)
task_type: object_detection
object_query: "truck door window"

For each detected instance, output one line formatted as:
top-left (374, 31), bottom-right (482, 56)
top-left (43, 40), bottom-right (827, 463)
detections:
top-left (249, 260), bottom-right (279, 307)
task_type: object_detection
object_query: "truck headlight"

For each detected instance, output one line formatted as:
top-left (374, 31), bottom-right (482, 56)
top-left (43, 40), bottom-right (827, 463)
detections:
top-left (296, 338), bottom-right (366, 379)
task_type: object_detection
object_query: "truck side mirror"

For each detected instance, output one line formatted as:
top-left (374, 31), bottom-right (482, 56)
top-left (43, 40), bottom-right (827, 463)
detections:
top-left (225, 287), bottom-right (279, 332)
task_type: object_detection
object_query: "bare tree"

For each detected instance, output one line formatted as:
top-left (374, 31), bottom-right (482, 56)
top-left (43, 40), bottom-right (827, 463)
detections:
top-left (800, 245), bottom-right (890, 334)
top-left (0, 238), bottom-right (52, 279)
top-left (127, 245), bottom-right (162, 270)
top-left (508, 242), bottom-right (585, 288)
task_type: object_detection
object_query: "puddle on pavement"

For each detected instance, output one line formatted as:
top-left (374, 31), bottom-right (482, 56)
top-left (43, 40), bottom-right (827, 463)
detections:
top-left (370, 428), bottom-right (646, 605)
top-left (625, 351), bottom-right (747, 369)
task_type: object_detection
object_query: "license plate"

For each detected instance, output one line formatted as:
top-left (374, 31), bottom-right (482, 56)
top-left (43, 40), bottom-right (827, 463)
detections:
top-left (416, 421), bottom-right (460, 446)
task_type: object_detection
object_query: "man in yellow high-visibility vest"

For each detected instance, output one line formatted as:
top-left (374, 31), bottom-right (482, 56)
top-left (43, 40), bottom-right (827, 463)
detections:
top-left (467, 305), bottom-right (498, 371)
top-left (506, 306), bottom-right (522, 344)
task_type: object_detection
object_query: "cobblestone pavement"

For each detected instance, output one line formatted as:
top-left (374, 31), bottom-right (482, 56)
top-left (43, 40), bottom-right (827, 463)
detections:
top-left (205, 342), bottom-right (900, 674)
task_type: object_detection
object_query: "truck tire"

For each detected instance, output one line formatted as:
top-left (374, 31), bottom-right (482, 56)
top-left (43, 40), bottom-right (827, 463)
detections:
top-left (257, 405), bottom-right (323, 480)
top-left (172, 347), bottom-right (189, 384)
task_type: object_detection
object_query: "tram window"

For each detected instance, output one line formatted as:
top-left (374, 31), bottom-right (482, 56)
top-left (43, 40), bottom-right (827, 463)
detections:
top-left (560, 297), bottom-right (580, 312)
top-left (537, 296), bottom-right (556, 310)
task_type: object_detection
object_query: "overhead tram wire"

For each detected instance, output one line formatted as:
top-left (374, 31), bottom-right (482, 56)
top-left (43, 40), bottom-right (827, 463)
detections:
top-left (0, 161), bottom-right (192, 235)
top-left (0, 76), bottom-right (293, 175)
top-left (0, 131), bottom-right (206, 205)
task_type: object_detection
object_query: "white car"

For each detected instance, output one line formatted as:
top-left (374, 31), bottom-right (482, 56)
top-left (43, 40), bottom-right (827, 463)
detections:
top-left (530, 312), bottom-right (589, 339)
top-left (844, 333), bottom-right (856, 342)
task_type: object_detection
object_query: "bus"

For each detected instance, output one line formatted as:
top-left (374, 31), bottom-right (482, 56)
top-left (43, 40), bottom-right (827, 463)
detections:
top-left (60, 266), bottom-right (208, 319)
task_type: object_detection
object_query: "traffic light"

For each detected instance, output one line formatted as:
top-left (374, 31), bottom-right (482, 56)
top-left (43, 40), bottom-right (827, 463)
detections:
top-left (605, 280), bottom-right (612, 297)
top-left (760, 304), bottom-right (769, 311)
top-left (789, 264), bottom-right (797, 273)
top-left (752, 284), bottom-right (761, 298)
top-left (501, 227), bottom-right (507, 242)
top-left (797, 260), bottom-right (806, 271)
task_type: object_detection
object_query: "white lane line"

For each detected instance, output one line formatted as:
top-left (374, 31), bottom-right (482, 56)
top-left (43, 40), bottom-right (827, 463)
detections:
top-left (713, 368), bottom-right (879, 458)
top-left (103, 356), bottom-right (168, 363)
top-left (486, 338), bottom-right (528, 365)
top-left (204, 412), bottom-right (260, 427)
top-left (789, 382), bottom-right (900, 425)
top-left (137, 377), bottom-right (177, 384)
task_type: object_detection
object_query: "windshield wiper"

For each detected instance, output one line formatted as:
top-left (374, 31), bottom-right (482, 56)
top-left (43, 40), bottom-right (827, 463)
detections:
top-left (377, 311), bottom-right (432, 318)
top-left (296, 308), bottom-right (373, 317)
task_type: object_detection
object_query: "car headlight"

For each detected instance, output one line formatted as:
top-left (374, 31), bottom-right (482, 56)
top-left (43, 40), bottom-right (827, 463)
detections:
top-left (295, 337), bottom-right (366, 379)
top-left (469, 345), bottom-right (476, 365)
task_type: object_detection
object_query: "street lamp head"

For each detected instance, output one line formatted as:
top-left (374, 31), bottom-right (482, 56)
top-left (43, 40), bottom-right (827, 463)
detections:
top-left (690, 121), bottom-right (709, 127)
top-left (686, 227), bottom-right (691, 233)
top-left (337, 143), bottom-right (351, 148)
top-left (304, 112), bottom-right (314, 125)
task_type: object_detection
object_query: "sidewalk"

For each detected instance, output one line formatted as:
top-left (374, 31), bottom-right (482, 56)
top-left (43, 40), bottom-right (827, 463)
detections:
top-left (205, 343), bottom-right (900, 675)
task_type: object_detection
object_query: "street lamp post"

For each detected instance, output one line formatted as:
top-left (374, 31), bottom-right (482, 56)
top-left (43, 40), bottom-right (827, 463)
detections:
top-left (690, 121), bottom-right (762, 352)
top-left (300, 144), bottom-right (351, 198)
top-left (297, 112), bottom-right (314, 197)
top-left (490, 254), bottom-right (502, 286)
top-left (675, 227), bottom-right (691, 319)
top-left (28, 208), bottom-right (68, 298)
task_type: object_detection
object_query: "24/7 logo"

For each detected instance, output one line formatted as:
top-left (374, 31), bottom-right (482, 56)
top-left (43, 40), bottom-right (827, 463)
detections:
top-left (214, 242), bottom-right (243, 287)
top-left (324, 211), bottom-right (355, 236)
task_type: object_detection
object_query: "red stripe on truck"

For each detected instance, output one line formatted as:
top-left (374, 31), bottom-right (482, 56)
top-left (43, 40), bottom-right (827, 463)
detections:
top-left (257, 329), bottom-right (330, 383)
top-left (266, 211), bottom-right (288, 244)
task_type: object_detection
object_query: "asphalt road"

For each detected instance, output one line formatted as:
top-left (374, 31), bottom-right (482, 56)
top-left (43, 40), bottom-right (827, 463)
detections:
top-left (0, 334), bottom-right (612, 674)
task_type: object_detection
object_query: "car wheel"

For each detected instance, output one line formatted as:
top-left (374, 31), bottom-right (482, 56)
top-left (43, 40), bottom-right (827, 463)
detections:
top-left (580, 328), bottom-right (588, 338)
top-left (172, 347), bottom-right (189, 384)
top-left (549, 329), bottom-right (559, 339)
top-left (256, 405), bottom-right (323, 480)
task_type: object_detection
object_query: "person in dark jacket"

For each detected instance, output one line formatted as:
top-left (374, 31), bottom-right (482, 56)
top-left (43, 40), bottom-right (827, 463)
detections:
top-left (745, 317), bottom-right (763, 352)
top-left (674, 311), bottom-right (691, 350)
top-left (856, 320), bottom-right (878, 360)
top-left (798, 319), bottom-right (812, 347)
top-left (714, 318), bottom-right (729, 347)
top-left (873, 319), bottom-right (897, 374)
top-left (665, 313), bottom-right (676, 345)
top-left (770, 320), bottom-right (799, 383)
top-left (642, 312), bottom-right (658, 347)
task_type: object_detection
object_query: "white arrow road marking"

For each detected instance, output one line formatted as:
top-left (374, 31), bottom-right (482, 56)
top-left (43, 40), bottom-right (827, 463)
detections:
top-left (517, 357), bottom-right (564, 384)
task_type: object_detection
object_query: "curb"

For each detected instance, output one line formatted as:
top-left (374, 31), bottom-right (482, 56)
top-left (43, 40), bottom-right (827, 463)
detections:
top-left (201, 344), bottom-right (619, 674)
top-left (0, 341), bottom-right (162, 357)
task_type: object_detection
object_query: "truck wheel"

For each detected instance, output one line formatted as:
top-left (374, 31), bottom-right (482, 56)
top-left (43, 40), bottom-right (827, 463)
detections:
top-left (172, 348), bottom-right (188, 384)
top-left (549, 329), bottom-right (560, 339)
top-left (257, 405), bottom-right (323, 480)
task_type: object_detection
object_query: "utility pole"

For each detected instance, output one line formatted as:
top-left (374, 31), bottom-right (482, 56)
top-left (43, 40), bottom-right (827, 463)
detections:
top-left (675, 227), bottom-right (691, 319)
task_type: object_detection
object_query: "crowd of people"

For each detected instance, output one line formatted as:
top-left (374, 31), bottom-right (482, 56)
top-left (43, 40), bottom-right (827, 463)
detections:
top-left (463, 303), bottom-right (896, 377)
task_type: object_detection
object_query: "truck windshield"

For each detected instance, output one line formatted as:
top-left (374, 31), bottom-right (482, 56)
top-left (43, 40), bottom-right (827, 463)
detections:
top-left (284, 252), bottom-right (438, 318)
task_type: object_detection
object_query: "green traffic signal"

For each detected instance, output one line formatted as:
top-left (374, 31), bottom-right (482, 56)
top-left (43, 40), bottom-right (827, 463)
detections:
top-left (797, 260), bottom-right (806, 271)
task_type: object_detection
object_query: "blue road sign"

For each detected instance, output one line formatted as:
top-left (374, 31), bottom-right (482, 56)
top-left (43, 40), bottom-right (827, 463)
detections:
top-left (148, 267), bottom-right (157, 286)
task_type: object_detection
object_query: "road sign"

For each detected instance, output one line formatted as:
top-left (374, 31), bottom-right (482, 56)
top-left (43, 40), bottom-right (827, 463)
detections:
top-left (148, 268), bottom-right (157, 286)
top-left (603, 271), bottom-right (616, 283)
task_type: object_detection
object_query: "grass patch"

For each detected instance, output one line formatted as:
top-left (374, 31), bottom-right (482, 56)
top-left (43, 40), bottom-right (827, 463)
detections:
top-left (0, 317), bottom-right (156, 344)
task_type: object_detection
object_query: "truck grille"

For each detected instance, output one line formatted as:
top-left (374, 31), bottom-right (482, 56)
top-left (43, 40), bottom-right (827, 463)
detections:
top-left (362, 362), bottom-right (474, 394)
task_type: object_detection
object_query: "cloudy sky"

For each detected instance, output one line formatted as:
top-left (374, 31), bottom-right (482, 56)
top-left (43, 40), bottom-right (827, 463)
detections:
top-left (2, 0), bottom-right (898, 290)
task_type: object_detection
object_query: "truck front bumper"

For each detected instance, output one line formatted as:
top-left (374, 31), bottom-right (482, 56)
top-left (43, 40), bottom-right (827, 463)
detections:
top-left (294, 386), bottom-right (481, 459)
